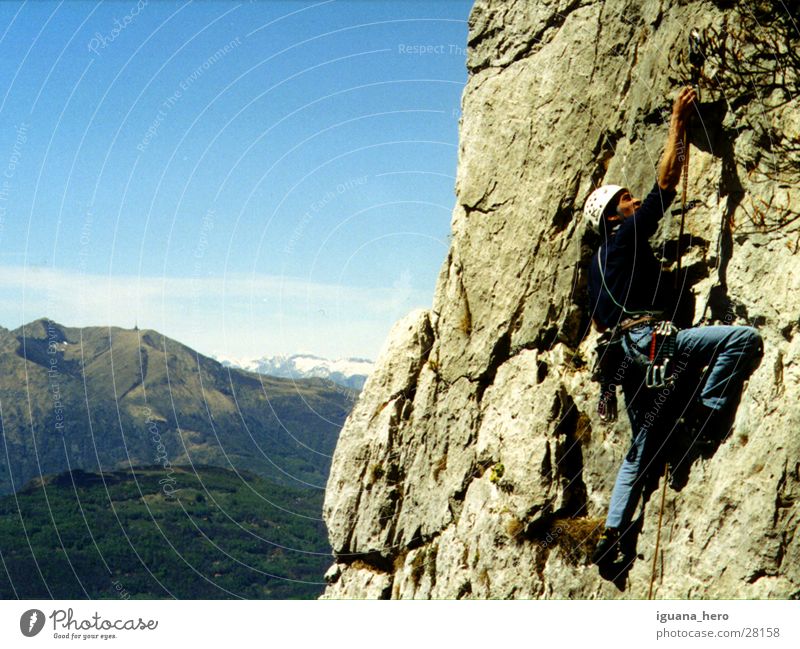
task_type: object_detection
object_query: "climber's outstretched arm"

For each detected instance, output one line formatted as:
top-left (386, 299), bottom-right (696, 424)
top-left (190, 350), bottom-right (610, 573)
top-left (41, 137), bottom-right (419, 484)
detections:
top-left (658, 86), bottom-right (697, 191)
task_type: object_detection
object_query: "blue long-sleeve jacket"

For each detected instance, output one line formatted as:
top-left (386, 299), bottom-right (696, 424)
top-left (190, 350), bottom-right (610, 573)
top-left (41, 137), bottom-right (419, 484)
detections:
top-left (588, 183), bottom-right (677, 328)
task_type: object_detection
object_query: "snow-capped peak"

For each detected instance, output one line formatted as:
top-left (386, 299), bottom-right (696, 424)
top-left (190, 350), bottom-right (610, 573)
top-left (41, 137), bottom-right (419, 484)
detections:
top-left (214, 352), bottom-right (373, 390)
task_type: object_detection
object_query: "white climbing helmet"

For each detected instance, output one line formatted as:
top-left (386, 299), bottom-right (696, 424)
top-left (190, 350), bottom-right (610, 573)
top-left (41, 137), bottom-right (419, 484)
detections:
top-left (584, 184), bottom-right (625, 233)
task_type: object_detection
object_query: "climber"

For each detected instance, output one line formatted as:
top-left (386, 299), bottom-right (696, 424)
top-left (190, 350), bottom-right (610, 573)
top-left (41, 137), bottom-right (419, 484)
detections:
top-left (584, 86), bottom-right (763, 565)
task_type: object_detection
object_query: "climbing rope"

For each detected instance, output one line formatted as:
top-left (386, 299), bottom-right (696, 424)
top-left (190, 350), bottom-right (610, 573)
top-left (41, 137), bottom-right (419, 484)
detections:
top-left (674, 128), bottom-right (691, 288)
top-left (648, 462), bottom-right (670, 599)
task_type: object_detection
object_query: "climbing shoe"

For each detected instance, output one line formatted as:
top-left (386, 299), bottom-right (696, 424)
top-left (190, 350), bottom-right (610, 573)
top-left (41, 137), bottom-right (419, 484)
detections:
top-left (592, 527), bottom-right (621, 565)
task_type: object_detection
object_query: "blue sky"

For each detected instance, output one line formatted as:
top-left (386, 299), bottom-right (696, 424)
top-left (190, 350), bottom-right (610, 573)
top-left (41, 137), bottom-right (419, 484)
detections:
top-left (0, 0), bottom-right (472, 361)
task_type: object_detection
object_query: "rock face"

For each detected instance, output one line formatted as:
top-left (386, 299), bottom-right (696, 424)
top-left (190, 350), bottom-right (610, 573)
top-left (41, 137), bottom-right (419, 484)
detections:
top-left (322, 0), bottom-right (800, 598)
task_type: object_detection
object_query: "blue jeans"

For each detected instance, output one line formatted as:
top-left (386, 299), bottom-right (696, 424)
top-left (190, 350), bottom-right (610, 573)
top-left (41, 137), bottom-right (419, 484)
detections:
top-left (605, 325), bottom-right (763, 529)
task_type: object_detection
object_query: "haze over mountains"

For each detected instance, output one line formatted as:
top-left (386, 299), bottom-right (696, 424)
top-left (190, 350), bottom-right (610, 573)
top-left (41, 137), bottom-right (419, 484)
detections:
top-left (217, 353), bottom-right (373, 391)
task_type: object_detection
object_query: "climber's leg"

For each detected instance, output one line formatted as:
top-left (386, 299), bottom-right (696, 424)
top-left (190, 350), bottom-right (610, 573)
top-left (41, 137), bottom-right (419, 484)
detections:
top-left (605, 421), bottom-right (651, 529)
top-left (674, 325), bottom-right (763, 412)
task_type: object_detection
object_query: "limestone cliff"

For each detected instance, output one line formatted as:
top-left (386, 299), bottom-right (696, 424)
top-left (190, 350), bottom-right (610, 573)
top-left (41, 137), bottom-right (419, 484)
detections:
top-left (322, 0), bottom-right (800, 599)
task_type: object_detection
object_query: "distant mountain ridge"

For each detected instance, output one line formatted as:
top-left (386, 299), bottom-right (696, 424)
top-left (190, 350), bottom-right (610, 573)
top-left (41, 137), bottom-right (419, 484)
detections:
top-left (217, 353), bottom-right (373, 391)
top-left (0, 318), bottom-right (352, 496)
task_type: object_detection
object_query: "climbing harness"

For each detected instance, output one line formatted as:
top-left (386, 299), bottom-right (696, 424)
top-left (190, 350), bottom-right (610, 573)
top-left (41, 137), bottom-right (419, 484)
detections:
top-left (592, 318), bottom-right (679, 420)
top-left (644, 321), bottom-right (679, 389)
